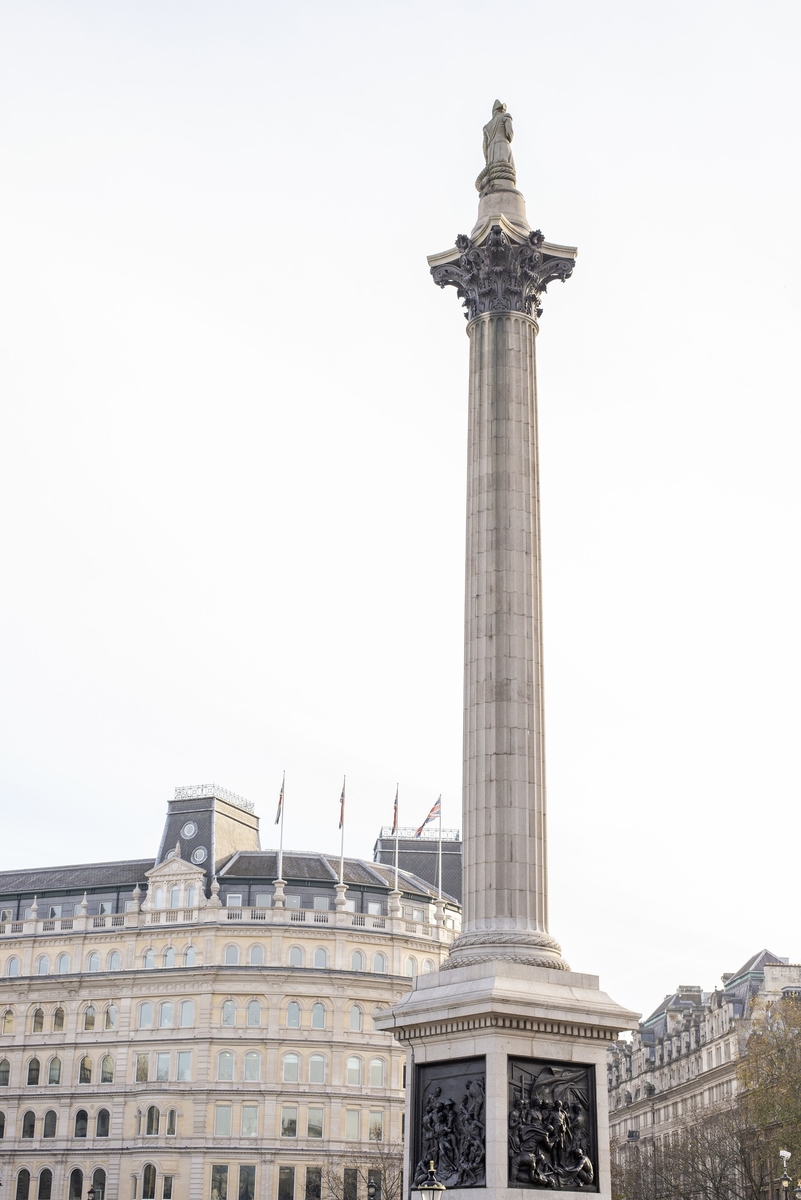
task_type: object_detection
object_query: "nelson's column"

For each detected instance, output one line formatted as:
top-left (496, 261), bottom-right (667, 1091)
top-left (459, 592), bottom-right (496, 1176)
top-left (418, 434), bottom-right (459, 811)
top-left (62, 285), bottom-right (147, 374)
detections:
top-left (374, 104), bottom-right (637, 1198)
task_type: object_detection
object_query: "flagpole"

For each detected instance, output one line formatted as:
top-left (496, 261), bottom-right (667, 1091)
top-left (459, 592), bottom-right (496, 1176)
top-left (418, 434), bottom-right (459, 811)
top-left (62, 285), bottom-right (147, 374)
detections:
top-left (394, 784), bottom-right (399, 892)
top-left (437, 796), bottom-right (442, 900)
top-left (339, 775), bottom-right (346, 886)
top-left (278, 771), bottom-right (285, 882)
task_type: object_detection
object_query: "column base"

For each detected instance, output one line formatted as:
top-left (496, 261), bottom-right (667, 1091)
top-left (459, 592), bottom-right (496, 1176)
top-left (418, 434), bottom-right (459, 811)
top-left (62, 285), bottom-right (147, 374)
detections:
top-left (443, 928), bottom-right (569, 972)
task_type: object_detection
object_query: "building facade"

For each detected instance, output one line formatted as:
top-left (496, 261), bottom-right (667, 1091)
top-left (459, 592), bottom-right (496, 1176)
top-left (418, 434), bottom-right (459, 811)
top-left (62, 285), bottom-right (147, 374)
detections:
top-left (0, 786), bottom-right (460, 1200)
top-left (607, 949), bottom-right (801, 1155)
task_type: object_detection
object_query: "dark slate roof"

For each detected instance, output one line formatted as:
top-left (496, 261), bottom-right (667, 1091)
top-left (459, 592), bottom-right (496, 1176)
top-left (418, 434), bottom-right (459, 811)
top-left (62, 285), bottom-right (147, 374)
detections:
top-left (726, 949), bottom-right (786, 986)
top-left (220, 850), bottom-right (456, 902)
top-left (0, 858), bottom-right (155, 894)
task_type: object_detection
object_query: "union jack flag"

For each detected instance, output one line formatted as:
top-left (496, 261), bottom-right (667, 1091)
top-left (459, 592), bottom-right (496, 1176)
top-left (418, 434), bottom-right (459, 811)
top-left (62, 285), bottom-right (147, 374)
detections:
top-left (415, 796), bottom-right (441, 838)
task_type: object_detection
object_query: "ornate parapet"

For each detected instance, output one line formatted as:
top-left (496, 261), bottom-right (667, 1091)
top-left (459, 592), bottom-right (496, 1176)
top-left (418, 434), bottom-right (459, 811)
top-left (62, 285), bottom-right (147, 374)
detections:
top-left (429, 221), bottom-right (576, 321)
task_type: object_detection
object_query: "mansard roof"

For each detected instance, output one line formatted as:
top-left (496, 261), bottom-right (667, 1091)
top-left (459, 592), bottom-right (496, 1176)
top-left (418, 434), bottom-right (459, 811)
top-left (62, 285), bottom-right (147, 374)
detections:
top-left (220, 849), bottom-right (455, 901)
top-left (0, 858), bottom-right (155, 895)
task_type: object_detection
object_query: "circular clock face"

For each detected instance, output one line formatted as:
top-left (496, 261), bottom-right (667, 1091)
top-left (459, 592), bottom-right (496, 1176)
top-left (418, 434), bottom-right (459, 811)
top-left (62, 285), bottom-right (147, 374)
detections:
top-left (191, 846), bottom-right (208, 865)
top-left (181, 821), bottom-right (198, 839)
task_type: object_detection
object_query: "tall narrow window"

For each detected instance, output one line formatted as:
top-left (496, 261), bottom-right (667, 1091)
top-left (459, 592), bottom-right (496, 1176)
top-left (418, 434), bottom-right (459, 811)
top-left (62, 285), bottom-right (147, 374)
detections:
top-left (311, 1002), bottom-right (326, 1028)
top-left (179, 1000), bottom-right (194, 1027)
top-left (87, 952), bottom-right (101, 973)
top-left (369, 1059), bottom-right (385, 1087)
top-left (281, 1105), bottom-right (298, 1137)
top-left (153, 888), bottom-right (164, 909)
top-left (343, 1169), bottom-right (358, 1200)
top-left (184, 945), bottom-right (196, 966)
top-left (43, 1111), bottom-right (57, 1138)
top-left (37, 956), bottom-right (50, 975)
top-left (91, 1171), bottom-right (106, 1200)
top-left (52, 1008), bottom-right (64, 1032)
top-left (283, 1053), bottom-right (300, 1082)
top-left (101, 1054), bottom-right (114, 1083)
top-left (32, 1009), bottom-right (44, 1033)
top-left (139, 1002), bottom-right (154, 1029)
top-left (0, 1059), bottom-right (9, 1085)
top-left (105, 1005), bottom-right (118, 1030)
top-left (244, 1051), bottom-right (261, 1081)
top-left (278, 1168), bottom-right (294, 1200)
top-left (404, 957), bottom-right (417, 977)
top-left (143, 949), bottom-right (155, 969)
top-left (217, 1051), bottom-right (234, 1081)
top-left (186, 885), bottom-right (196, 907)
top-left (241, 1104), bottom-right (258, 1137)
top-left (136, 1054), bottom-right (149, 1083)
top-left (307, 1106), bottom-right (324, 1138)
top-left (288, 947), bottom-right (303, 968)
top-left (369, 1110), bottom-right (384, 1140)
top-left (169, 887), bottom-right (180, 909)
top-left (214, 1105), bottom-right (232, 1136)
top-left (2, 1010), bottom-right (13, 1034)
top-left (346, 1057), bottom-right (362, 1085)
top-left (143, 1165), bottom-right (157, 1200)
top-left (108, 951), bottom-right (122, 971)
top-left (96, 1108), bottom-right (110, 1137)
top-left (84, 1006), bottom-right (95, 1031)
top-left (287, 1001), bottom-right (301, 1028)
top-left (247, 1000), bottom-right (261, 1027)
top-left (349, 1006), bottom-right (362, 1031)
top-left (37, 1170), bottom-right (53, 1200)
top-left (163, 947), bottom-right (176, 968)
top-left (177, 1051), bottom-right (192, 1081)
top-left (211, 1167), bottom-right (229, 1200)
top-left (0, 1110), bottom-right (4, 1138)
top-left (238, 1166), bottom-right (256, 1200)
top-left (350, 951), bottom-right (365, 971)
top-left (313, 948), bottom-right (327, 968)
top-left (372, 953), bottom-right (387, 974)
top-left (56, 954), bottom-right (70, 974)
top-left (21, 1110), bottom-right (35, 1138)
top-left (146, 1105), bottom-right (160, 1136)
top-left (221, 1000), bottom-right (236, 1026)
top-left (74, 1109), bottom-right (88, 1137)
top-left (6, 957), bottom-right (20, 977)
top-left (166, 1108), bottom-right (177, 1136)
top-left (345, 1109), bottom-right (360, 1140)
top-left (79, 1055), bottom-right (92, 1084)
top-left (309, 1054), bottom-right (326, 1083)
top-left (224, 945), bottom-right (239, 966)
top-left (305, 1169), bottom-right (322, 1200)
top-left (27, 1058), bottom-right (40, 1085)
top-left (159, 1001), bottom-right (174, 1028)
top-left (156, 1053), bottom-right (170, 1082)
top-left (16, 1170), bottom-right (31, 1200)
top-left (249, 944), bottom-right (264, 965)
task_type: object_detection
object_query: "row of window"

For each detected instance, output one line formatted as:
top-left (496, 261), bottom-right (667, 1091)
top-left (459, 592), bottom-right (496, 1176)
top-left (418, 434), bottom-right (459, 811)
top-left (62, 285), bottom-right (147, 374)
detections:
top-left (0, 1054), bottom-right (114, 1086)
top-left (12, 1167), bottom-right (110, 1200)
top-left (3, 945), bottom-right (435, 978)
top-left (3, 997), bottom-right (382, 1035)
top-left (0, 1105), bottom-right (166, 1139)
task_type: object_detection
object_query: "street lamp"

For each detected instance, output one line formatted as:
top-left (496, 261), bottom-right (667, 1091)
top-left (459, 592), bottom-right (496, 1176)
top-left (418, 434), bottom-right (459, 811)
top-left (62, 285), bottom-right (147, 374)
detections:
top-left (87, 1189), bottom-right (96, 1200)
top-left (415, 1163), bottom-right (445, 1200)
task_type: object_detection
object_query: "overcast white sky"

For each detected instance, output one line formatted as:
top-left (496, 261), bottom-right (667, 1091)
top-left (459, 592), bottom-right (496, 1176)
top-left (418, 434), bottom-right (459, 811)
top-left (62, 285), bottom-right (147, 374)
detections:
top-left (1, 0), bottom-right (800, 1019)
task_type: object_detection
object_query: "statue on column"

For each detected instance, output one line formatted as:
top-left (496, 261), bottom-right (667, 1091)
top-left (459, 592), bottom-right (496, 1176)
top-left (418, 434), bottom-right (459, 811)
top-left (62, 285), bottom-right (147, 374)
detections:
top-left (476, 100), bottom-right (517, 196)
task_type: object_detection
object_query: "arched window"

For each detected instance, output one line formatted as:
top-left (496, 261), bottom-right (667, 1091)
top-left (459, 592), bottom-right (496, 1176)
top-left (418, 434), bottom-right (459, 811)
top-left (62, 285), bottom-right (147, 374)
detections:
top-left (86, 952), bottom-right (101, 973)
top-left (186, 885), bottom-right (196, 908)
top-left (84, 1005), bottom-right (96, 1031)
top-left (36, 955), bottom-right (50, 975)
top-left (56, 954), bottom-right (70, 975)
top-left (249, 944), bottom-right (265, 966)
top-left (0, 1058), bottom-right (9, 1085)
top-left (100, 1054), bottom-right (114, 1083)
top-left (96, 1108), bottom-right (110, 1137)
top-left (21, 1110), bottom-right (35, 1138)
top-left (244, 1051), bottom-right (261, 1081)
top-left (309, 1053), bottom-right (326, 1083)
top-left (224, 945), bottom-right (239, 966)
top-left (163, 947), bottom-right (175, 969)
top-left (288, 946), bottom-right (303, 968)
top-left (105, 1005), bottom-right (118, 1030)
top-left (52, 1008), bottom-right (64, 1032)
top-left (350, 950), bottom-right (365, 971)
top-left (313, 947), bottom-right (327, 968)
top-left (169, 887), bottom-right (180, 909)
top-left (247, 1000), bottom-right (261, 1027)
top-left (74, 1109), bottom-right (88, 1137)
top-left (287, 1001), bottom-right (301, 1028)
top-left (311, 1002), bottom-right (326, 1029)
top-left (370, 1057), bottom-right (385, 1086)
top-left (79, 1055), bottom-right (92, 1084)
top-left (217, 1051), bottom-right (234, 1081)
top-left (108, 950), bottom-right (122, 971)
top-left (167, 1108), bottom-right (177, 1135)
top-left (43, 1110), bottom-right (57, 1138)
top-left (423, 959), bottom-right (435, 974)
top-left (153, 888), bottom-right (164, 909)
top-left (404, 956), bottom-right (417, 977)
top-left (91, 1170), bottom-right (106, 1200)
top-left (143, 949), bottom-right (155, 969)
top-left (139, 1002), bottom-right (154, 1029)
top-left (179, 999), bottom-right (195, 1027)
top-left (27, 1057), bottom-right (40, 1085)
top-left (142, 1164), bottom-right (157, 1200)
top-left (6, 957), bottom-right (20, 977)
top-left (184, 945), bottom-right (196, 966)
top-left (346, 1055), bottom-right (362, 1085)
top-left (32, 1008), bottom-right (44, 1033)
top-left (221, 999), bottom-right (236, 1026)
top-left (38, 1171), bottom-right (53, 1200)
top-left (68, 1170), bottom-right (82, 1200)
top-left (159, 1001), bottom-right (174, 1028)
top-left (48, 1057), bottom-right (61, 1085)
top-left (349, 1005), bottom-right (363, 1032)
top-left (2, 1009), bottom-right (13, 1033)
top-left (146, 1105), bottom-right (160, 1135)
top-left (282, 1053), bottom-right (300, 1082)
top-left (372, 952), bottom-right (387, 973)
top-left (15, 1170), bottom-right (31, 1200)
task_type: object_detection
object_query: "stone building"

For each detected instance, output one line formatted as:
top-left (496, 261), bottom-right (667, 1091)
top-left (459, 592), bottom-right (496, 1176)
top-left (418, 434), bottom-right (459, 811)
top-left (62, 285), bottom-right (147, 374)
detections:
top-left (0, 785), bottom-right (460, 1200)
top-left (607, 949), bottom-right (801, 1154)
top-left (371, 830), bottom-right (462, 903)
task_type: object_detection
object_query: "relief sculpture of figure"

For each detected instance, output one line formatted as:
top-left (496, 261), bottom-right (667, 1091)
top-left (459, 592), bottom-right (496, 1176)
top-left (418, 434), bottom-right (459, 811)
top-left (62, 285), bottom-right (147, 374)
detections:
top-left (476, 100), bottom-right (517, 196)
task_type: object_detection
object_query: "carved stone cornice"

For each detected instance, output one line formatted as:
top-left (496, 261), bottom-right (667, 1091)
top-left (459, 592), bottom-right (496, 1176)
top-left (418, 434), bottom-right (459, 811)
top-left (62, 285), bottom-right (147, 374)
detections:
top-left (429, 225), bottom-right (575, 321)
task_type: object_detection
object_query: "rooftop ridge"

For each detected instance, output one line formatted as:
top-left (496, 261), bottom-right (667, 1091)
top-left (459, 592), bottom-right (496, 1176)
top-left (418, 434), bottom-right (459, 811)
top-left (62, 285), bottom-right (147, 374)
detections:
top-left (174, 784), bottom-right (254, 813)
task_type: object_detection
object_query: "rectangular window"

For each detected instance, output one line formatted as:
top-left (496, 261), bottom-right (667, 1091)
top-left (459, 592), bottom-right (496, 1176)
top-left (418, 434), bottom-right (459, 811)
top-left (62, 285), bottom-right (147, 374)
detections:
top-left (307, 1106), bottom-right (324, 1139)
top-left (0, 908), bottom-right (12, 922)
top-left (226, 893), bottom-right (243, 907)
top-left (162, 1180), bottom-right (173, 1200)
top-left (367, 1170), bottom-right (382, 1200)
top-left (177, 1051), bottom-right (192, 1082)
top-left (169, 887), bottom-right (180, 908)
top-left (135, 1054), bottom-right (149, 1083)
top-left (125, 900), bottom-right (138, 912)
top-left (211, 1166), bottom-right (229, 1200)
top-left (367, 901), bottom-right (382, 915)
top-left (281, 1106), bottom-right (298, 1138)
top-left (343, 1170), bottom-right (358, 1200)
top-left (156, 1053), bottom-right (170, 1082)
top-left (345, 1109), bottom-right (360, 1140)
top-left (278, 1167), bottom-right (295, 1200)
top-left (241, 1105), bottom-right (259, 1138)
top-left (48, 905), bottom-right (62, 919)
top-left (285, 894), bottom-right (301, 909)
top-left (214, 1105), bottom-right (232, 1136)
top-left (254, 893), bottom-right (272, 907)
top-left (369, 1111), bottom-right (384, 1141)
top-left (98, 901), bottom-right (113, 915)
top-left (344, 898), bottom-right (356, 912)
top-left (305, 1169), bottom-right (322, 1200)
top-left (238, 1167), bottom-right (256, 1200)
top-left (313, 896), bottom-right (330, 911)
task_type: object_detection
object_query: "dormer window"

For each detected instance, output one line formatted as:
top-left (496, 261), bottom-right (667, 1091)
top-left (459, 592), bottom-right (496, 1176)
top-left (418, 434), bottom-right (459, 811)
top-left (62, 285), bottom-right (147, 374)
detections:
top-left (226, 894), bottom-right (243, 908)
